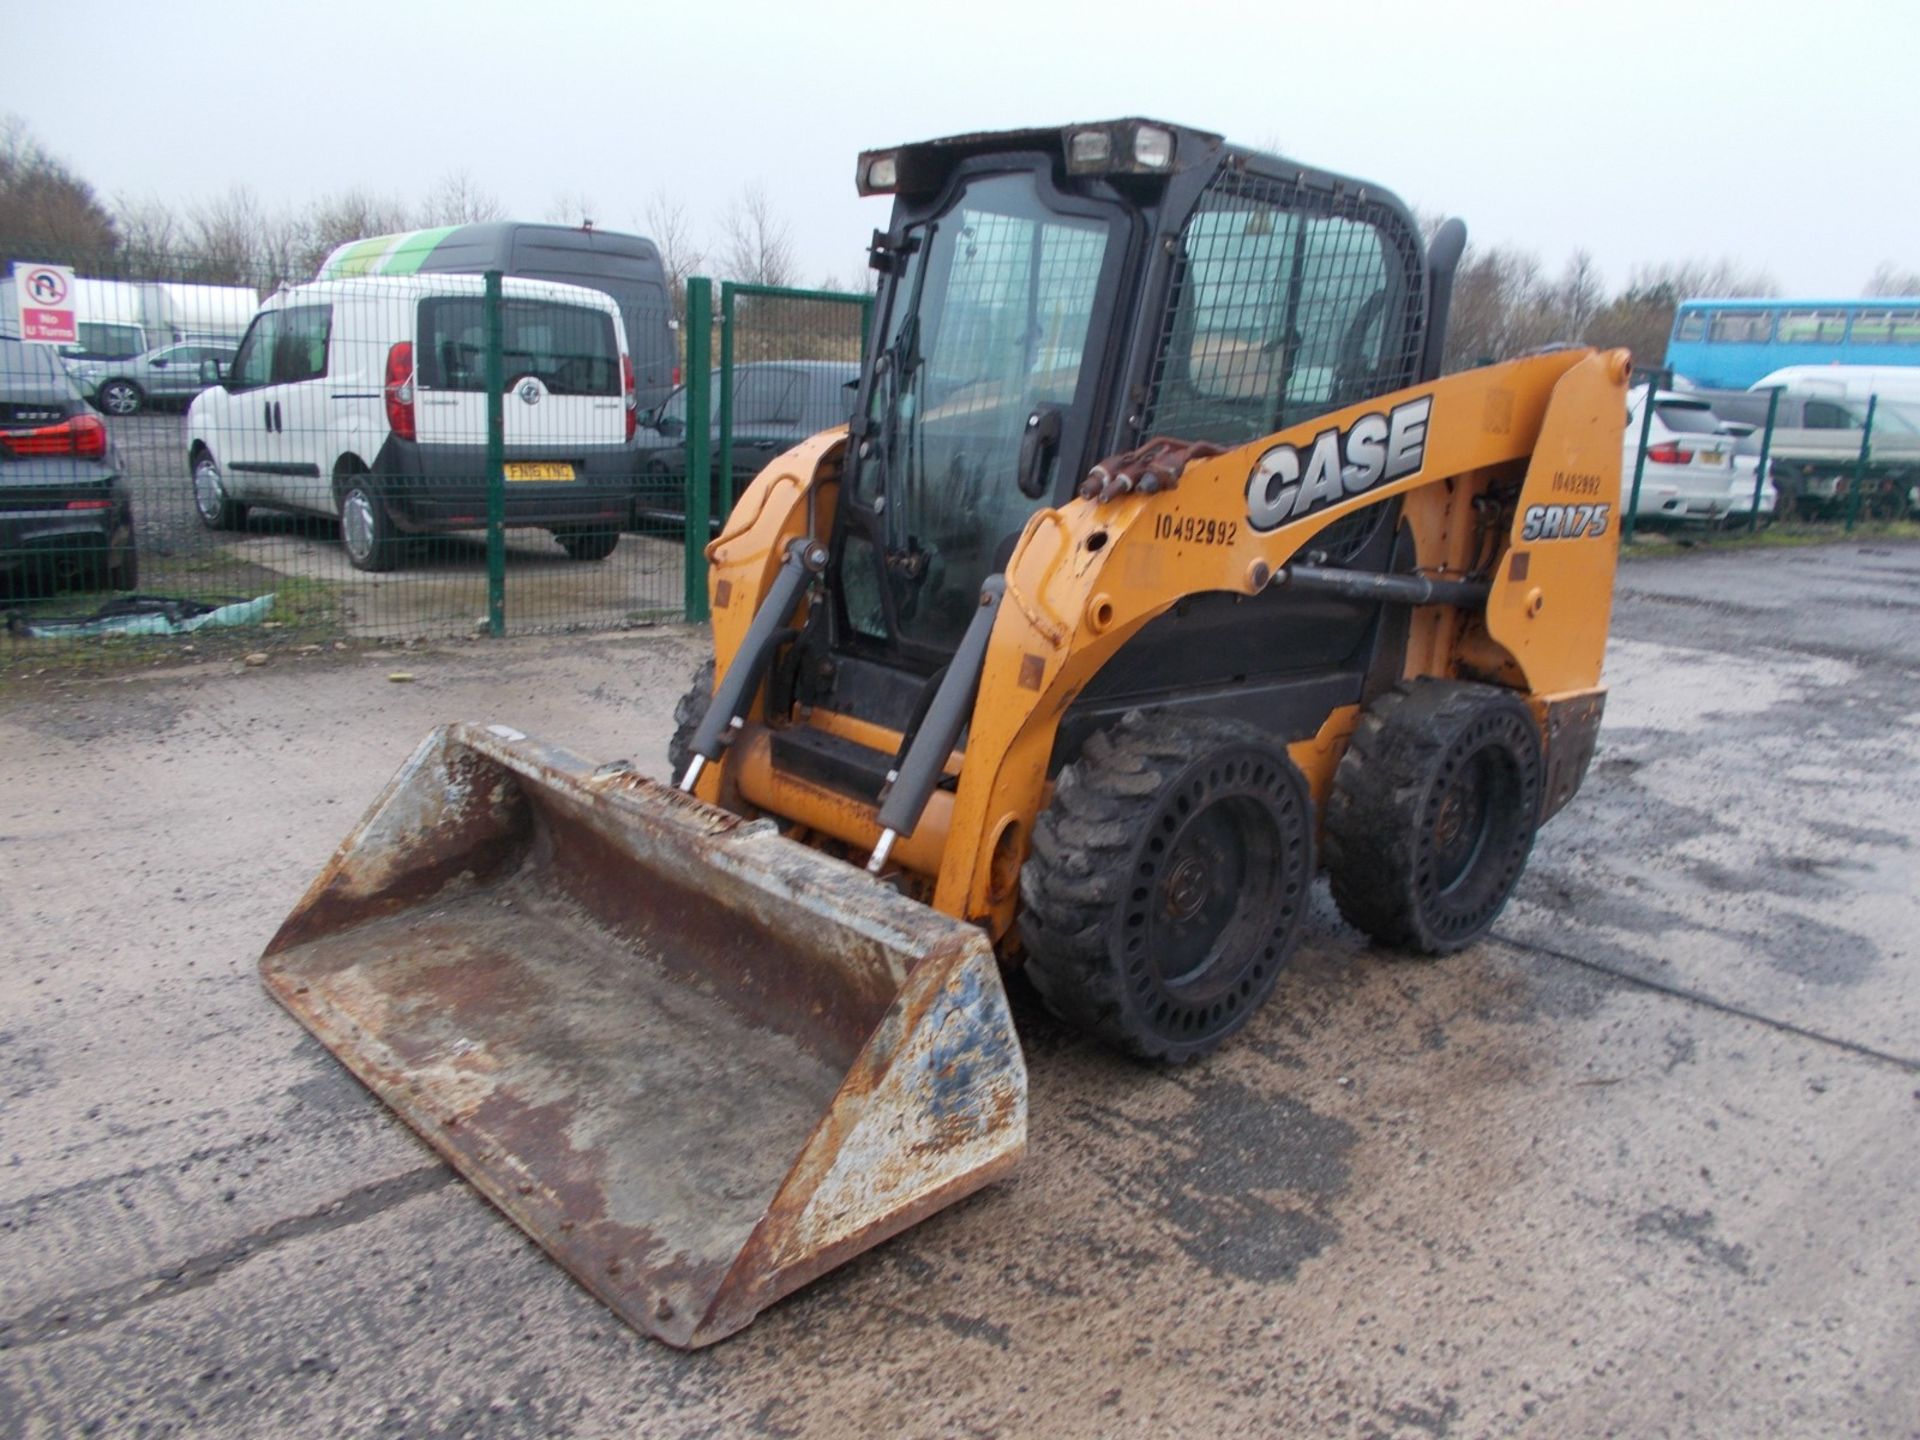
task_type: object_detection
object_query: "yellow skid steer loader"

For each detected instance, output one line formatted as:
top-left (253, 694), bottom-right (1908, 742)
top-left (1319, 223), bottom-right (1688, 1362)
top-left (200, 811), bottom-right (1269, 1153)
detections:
top-left (262, 120), bottom-right (1626, 1348)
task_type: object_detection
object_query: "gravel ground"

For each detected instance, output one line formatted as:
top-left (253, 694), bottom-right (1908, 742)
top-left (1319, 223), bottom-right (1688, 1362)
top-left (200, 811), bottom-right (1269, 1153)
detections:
top-left (1, 542), bottom-right (1917, 1437)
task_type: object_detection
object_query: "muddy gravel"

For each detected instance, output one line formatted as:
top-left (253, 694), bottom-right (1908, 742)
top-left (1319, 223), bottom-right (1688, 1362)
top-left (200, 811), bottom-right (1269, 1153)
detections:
top-left (1, 543), bottom-right (1916, 1438)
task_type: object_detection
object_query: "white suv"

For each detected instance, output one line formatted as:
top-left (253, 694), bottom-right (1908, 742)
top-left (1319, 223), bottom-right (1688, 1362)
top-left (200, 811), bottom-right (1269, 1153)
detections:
top-left (187, 274), bottom-right (637, 570)
top-left (1624, 386), bottom-right (1776, 527)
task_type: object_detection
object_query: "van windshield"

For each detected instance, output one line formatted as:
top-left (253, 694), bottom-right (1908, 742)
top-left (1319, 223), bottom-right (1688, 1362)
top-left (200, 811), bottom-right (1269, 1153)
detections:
top-left (416, 298), bottom-right (620, 396)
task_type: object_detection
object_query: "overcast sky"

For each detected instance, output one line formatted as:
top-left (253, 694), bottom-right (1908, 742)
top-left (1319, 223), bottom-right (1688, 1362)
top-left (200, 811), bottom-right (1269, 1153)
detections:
top-left (7, 0), bottom-right (1914, 296)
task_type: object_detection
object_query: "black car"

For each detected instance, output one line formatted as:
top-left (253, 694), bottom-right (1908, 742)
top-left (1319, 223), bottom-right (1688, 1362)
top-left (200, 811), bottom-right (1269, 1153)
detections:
top-left (635, 361), bottom-right (858, 527)
top-left (1, 336), bottom-right (137, 593)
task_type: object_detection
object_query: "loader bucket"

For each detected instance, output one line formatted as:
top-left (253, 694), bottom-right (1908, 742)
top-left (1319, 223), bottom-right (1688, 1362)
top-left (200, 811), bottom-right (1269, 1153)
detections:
top-left (260, 722), bottom-right (1026, 1348)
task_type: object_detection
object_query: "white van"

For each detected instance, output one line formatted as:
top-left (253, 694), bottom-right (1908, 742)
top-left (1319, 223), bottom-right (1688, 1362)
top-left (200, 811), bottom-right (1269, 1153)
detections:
top-left (1749, 365), bottom-right (1920, 406)
top-left (186, 274), bottom-right (637, 571)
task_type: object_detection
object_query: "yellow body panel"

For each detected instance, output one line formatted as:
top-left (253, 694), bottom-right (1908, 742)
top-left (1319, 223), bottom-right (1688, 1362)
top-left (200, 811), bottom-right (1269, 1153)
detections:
top-left (699, 349), bottom-right (1631, 946)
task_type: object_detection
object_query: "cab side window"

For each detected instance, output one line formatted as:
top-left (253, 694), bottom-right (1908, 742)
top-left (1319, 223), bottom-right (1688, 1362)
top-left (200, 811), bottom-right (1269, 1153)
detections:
top-left (1144, 174), bottom-right (1419, 448)
top-left (273, 304), bottom-right (332, 384)
top-left (1803, 400), bottom-right (1853, 429)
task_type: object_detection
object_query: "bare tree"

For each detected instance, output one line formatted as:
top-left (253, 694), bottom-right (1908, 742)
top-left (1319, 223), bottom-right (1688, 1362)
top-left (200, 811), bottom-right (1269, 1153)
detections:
top-left (1585, 257), bottom-right (1777, 370)
top-left (419, 169), bottom-right (504, 227)
top-left (1865, 261), bottom-right (1920, 298)
top-left (1442, 244), bottom-right (1549, 369)
top-left (1625, 257), bottom-right (1778, 301)
top-left (182, 185), bottom-right (273, 284)
top-left (1549, 249), bottom-right (1606, 341)
top-left (643, 191), bottom-right (705, 320)
top-left (112, 194), bottom-right (182, 280)
top-left (719, 182), bottom-right (795, 288)
top-left (545, 190), bottom-right (598, 228)
top-left (0, 114), bottom-right (118, 268)
top-left (815, 266), bottom-right (877, 297)
top-left (300, 187), bottom-right (412, 268)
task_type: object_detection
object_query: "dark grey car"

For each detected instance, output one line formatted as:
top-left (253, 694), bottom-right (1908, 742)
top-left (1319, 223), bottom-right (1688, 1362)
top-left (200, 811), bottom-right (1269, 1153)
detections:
top-left (1, 338), bottom-right (137, 592)
top-left (635, 361), bottom-right (858, 527)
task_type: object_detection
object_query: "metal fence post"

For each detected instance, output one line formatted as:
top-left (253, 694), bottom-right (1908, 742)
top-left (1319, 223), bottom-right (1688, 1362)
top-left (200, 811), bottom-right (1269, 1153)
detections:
top-left (717, 282), bottom-right (734, 539)
top-left (1749, 385), bottom-right (1781, 535)
top-left (1844, 393), bottom-right (1878, 533)
top-left (484, 269), bottom-right (506, 636)
top-left (1624, 368), bottom-right (1667, 544)
top-left (684, 276), bottom-right (713, 622)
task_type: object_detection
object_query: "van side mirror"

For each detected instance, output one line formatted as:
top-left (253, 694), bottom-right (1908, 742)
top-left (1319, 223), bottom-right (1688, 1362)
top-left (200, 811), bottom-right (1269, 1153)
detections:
top-left (201, 358), bottom-right (228, 385)
top-left (654, 414), bottom-right (685, 438)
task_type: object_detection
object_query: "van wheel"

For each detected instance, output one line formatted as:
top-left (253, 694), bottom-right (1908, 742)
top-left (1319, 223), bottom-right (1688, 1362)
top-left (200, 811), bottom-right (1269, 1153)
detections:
top-left (555, 527), bottom-right (619, 562)
top-left (1019, 711), bottom-right (1314, 1064)
top-left (193, 454), bottom-right (248, 530)
top-left (1325, 680), bottom-right (1543, 954)
top-left (338, 476), bottom-right (398, 572)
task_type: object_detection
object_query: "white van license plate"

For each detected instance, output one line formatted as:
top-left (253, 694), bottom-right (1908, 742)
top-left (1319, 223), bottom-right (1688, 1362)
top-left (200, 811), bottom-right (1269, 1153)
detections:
top-left (505, 463), bottom-right (575, 482)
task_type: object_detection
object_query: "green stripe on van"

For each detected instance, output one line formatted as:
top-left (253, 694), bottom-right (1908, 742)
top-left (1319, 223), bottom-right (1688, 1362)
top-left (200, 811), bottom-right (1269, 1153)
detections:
top-left (324, 235), bottom-right (400, 277)
top-left (377, 227), bottom-right (460, 276)
top-left (320, 226), bottom-right (461, 278)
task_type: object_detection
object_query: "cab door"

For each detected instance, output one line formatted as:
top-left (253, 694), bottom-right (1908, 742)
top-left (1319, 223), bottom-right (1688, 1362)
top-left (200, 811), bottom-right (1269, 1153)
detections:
top-left (266, 302), bottom-right (337, 516)
top-left (208, 308), bottom-right (281, 502)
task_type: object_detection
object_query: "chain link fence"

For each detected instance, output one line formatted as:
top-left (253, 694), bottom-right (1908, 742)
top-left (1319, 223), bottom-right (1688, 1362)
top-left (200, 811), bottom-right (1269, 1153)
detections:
top-left (1, 240), bottom-right (871, 654)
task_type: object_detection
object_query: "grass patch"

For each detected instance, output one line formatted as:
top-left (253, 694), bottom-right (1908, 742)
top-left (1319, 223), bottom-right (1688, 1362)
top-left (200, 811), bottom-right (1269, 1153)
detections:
top-left (1, 573), bottom-right (351, 682)
top-left (1621, 519), bottom-right (1920, 558)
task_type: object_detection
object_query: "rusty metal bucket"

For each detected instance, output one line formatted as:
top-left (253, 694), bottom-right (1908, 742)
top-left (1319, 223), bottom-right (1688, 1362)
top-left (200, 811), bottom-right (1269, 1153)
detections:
top-left (260, 722), bottom-right (1026, 1348)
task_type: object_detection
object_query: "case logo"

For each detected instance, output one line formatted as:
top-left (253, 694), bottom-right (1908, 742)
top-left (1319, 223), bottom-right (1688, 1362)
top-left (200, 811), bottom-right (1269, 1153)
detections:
top-left (1246, 396), bottom-right (1432, 532)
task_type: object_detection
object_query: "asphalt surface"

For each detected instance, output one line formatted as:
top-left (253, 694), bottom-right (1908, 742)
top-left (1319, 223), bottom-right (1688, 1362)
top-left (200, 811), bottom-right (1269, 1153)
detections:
top-left (2, 542), bottom-right (1917, 1437)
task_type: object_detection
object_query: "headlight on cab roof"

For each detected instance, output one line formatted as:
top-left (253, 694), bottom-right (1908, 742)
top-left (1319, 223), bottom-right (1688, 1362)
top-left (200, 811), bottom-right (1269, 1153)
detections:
top-left (1063, 120), bottom-right (1179, 176)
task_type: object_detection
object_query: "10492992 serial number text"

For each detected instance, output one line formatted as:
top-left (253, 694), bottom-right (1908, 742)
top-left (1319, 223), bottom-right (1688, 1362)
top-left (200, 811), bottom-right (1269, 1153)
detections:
top-left (1153, 514), bottom-right (1239, 545)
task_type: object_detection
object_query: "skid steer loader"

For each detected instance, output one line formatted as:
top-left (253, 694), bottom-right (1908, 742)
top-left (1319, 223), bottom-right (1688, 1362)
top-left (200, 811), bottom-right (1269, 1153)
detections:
top-left (262, 119), bottom-right (1626, 1348)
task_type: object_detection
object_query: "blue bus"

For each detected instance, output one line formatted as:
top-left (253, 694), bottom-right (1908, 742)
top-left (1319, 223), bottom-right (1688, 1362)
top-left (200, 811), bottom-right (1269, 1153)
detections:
top-left (1664, 297), bottom-right (1920, 388)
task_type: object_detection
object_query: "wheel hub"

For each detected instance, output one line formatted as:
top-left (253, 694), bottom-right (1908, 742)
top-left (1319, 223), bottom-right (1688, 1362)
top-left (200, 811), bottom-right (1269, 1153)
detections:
top-left (1162, 854), bottom-right (1211, 921)
top-left (342, 491), bottom-right (375, 561)
top-left (194, 464), bottom-right (222, 520)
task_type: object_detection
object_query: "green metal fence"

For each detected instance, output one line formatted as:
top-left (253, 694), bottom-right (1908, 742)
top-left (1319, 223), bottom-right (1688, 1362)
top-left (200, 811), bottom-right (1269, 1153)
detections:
top-left (1623, 365), bottom-right (1916, 542)
top-left (0, 239), bottom-right (871, 655)
top-left (673, 278), bottom-right (871, 622)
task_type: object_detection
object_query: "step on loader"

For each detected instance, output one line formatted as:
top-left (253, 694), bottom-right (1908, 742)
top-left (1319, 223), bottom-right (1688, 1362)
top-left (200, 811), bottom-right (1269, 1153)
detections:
top-left (262, 119), bottom-right (1626, 1348)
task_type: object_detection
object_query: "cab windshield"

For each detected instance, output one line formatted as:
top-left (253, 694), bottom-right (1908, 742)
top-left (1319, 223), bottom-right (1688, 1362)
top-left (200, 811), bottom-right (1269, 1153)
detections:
top-left (851, 169), bottom-right (1115, 652)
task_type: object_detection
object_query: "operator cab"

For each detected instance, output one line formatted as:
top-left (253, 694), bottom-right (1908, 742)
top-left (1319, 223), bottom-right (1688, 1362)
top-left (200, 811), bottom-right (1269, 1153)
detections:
top-left (796, 119), bottom-right (1452, 753)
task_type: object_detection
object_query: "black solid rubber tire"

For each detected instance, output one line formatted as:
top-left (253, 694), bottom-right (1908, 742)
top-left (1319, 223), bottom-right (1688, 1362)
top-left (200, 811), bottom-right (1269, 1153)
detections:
top-left (1324, 679), bottom-right (1543, 955)
top-left (666, 657), bottom-right (716, 781)
top-left (1018, 710), bottom-right (1314, 1064)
